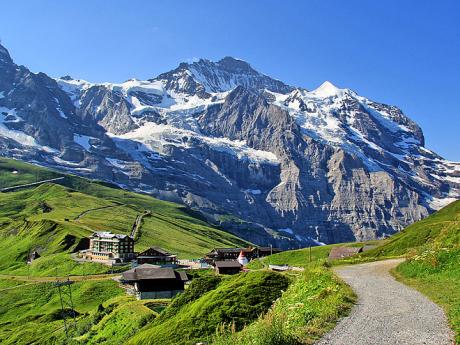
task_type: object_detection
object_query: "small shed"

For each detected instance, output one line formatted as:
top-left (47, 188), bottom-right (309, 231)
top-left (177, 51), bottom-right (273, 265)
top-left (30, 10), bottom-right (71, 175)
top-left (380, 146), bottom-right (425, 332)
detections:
top-left (121, 264), bottom-right (188, 299)
top-left (214, 260), bottom-right (242, 275)
top-left (328, 246), bottom-right (363, 260)
top-left (136, 247), bottom-right (178, 266)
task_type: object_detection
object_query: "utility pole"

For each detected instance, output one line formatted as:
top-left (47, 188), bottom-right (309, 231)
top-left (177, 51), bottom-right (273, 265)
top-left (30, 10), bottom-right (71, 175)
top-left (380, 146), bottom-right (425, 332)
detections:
top-left (55, 277), bottom-right (77, 342)
top-left (309, 245), bottom-right (312, 263)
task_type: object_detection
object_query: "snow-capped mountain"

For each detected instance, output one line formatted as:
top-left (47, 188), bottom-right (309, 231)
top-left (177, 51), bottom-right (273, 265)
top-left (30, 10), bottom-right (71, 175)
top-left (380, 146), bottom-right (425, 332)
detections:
top-left (0, 43), bottom-right (458, 246)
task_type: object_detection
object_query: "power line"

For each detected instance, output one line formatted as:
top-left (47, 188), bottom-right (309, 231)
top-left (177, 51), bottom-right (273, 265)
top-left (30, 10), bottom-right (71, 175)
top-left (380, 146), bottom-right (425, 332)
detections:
top-left (55, 277), bottom-right (77, 343)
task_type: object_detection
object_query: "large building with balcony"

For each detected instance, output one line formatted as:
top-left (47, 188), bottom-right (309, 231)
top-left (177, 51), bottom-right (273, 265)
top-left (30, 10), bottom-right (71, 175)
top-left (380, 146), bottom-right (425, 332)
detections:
top-left (81, 231), bottom-right (135, 264)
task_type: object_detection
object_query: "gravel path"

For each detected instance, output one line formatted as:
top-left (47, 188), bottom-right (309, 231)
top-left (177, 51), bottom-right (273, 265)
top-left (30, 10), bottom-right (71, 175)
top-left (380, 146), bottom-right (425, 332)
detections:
top-left (316, 259), bottom-right (454, 345)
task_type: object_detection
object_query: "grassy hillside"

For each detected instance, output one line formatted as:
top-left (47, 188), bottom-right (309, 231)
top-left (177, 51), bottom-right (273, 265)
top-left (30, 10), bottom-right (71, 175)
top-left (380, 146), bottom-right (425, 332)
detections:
top-left (0, 158), bottom-right (249, 277)
top-left (0, 279), bottom-right (125, 344)
top-left (128, 271), bottom-right (290, 345)
top-left (0, 158), bottom-right (250, 344)
top-left (360, 200), bottom-right (460, 258)
top-left (213, 268), bottom-right (355, 345)
top-left (247, 240), bottom-right (382, 270)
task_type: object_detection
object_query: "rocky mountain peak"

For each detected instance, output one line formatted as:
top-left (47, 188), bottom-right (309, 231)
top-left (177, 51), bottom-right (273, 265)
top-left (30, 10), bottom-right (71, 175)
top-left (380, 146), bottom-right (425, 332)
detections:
top-left (153, 56), bottom-right (294, 96)
top-left (310, 81), bottom-right (350, 98)
top-left (0, 42), bottom-right (458, 247)
top-left (0, 43), bottom-right (13, 65)
top-left (216, 56), bottom-right (254, 73)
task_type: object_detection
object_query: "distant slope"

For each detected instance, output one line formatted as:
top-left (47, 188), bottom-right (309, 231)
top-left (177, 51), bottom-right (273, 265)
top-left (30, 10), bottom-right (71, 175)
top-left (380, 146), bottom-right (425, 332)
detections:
top-left (0, 158), bottom-right (249, 276)
top-left (360, 200), bottom-right (460, 258)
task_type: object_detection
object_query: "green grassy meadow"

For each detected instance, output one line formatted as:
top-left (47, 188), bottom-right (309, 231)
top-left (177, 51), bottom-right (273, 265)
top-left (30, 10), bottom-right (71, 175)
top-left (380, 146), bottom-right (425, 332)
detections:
top-left (0, 158), bottom-right (250, 344)
top-left (0, 157), bottom-right (249, 278)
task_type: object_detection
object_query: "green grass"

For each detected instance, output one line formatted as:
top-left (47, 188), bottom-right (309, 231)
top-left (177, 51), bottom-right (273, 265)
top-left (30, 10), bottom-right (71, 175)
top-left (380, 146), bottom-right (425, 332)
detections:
top-left (359, 200), bottom-right (460, 259)
top-left (0, 158), bottom-right (249, 277)
top-left (247, 240), bottom-right (382, 269)
top-left (0, 157), bottom-right (250, 343)
top-left (212, 267), bottom-right (356, 345)
top-left (128, 271), bottom-right (290, 345)
top-left (0, 279), bottom-right (124, 344)
top-left (75, 295), bottom-right (157, 345)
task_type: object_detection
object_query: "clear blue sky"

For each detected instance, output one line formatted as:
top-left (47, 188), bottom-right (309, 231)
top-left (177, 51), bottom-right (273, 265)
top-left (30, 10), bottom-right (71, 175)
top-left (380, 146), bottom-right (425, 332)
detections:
top-left (0, 0), bottom-right (459, 160)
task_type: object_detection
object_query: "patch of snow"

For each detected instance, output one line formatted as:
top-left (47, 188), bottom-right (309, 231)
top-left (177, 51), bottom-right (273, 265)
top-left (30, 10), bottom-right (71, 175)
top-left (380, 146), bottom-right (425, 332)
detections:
top-left (53, 98), bottom-right (68, 119)
top-left (245, 189), bottom-right (262, 195)
top-left (106, 158), bottom-right (127, 169)
top-left (279, 228), bottom-right (293, 234)
top-left (74, 134), bottom-right (94, 151)
top-left (309, 81), bottom-right (347, 98)
top-left (53, 157), bottom-right (82, 166)
top-left (112, 122), bottom-right (279, 165)
top-left (56, 78), bottom-right (93, 107)
top-left (311, 238), bottom-right (326, 246)
top-left (426, 195), bottom-right (458, 210)
top-left (0, 107), bottom-right (39, 147)
top-left (295, 235), bottom-right (305, 242)
top-left (0, 91), bottom-right (4, 99)
top-left (360, 102), bottom-right (411, 134)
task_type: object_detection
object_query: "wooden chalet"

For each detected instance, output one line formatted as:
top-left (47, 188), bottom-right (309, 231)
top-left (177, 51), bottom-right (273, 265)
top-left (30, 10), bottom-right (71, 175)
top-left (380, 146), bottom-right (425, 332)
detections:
top-left (253, 246), bottom-right (282, 258)
top-left (214, 260), bottom-right (242, 275)
top-left (205, 246), bottom-right (282, 264)
top-left (136, 247), bottom-right (178, 266)
top-left (121, 264), bottom-right (188, 299)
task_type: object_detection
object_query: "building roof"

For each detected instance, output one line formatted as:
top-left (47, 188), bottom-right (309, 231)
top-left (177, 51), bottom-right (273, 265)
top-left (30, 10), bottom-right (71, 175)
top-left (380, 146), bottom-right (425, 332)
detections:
top-left (122, 264), bottom-right (188, 282)
top-left (138, 246), bottom-right (176, 257)
top-left (328, 246), bottom-right (363, 260)
top-left (91, 231), bottom-right (131, 240)
top-left (215, 260), bottom-right (242, 268)
top-left (177, 271), bottom-right (189, 281)
top-left (257, 247), bottom-right (282, 252)
top-left (210, 248), bottom-right (253, 254)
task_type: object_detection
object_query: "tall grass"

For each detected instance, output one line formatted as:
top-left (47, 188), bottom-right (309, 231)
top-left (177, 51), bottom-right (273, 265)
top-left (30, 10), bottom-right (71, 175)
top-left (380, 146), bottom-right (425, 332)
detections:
top-left (213, 267), bottom-right (356, 345)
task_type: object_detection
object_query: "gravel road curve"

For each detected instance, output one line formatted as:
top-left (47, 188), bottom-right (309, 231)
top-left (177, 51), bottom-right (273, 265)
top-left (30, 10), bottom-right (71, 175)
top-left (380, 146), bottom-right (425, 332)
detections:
top-left (316, 259), bottom-right (454, 345)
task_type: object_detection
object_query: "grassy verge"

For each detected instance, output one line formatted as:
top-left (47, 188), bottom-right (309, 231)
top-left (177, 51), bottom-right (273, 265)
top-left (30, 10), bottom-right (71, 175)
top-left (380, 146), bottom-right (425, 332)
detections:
top-left (247, 240), bottom-right (383, 270)
top-left (212, 267), bottom-right (356, 345)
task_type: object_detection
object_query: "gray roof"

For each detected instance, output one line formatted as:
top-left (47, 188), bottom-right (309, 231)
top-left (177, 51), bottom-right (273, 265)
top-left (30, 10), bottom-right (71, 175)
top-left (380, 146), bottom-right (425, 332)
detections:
top-left (91, 231), bottom-right (130, 240)
top-left (211, 248), bottom-right (252, 254)
top-left (122, 264), bottom-right (187, 282)
top-left (215, 260), bottom-right (242, 268)
top-left (328, 246), bottom-right (363, 260)
top-left (138, 246), bottom-right (175, 257)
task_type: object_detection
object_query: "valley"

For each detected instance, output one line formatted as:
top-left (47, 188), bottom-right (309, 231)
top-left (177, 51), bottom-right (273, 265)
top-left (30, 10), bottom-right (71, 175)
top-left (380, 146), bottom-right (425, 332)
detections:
top-left (0, 158), bottom-right (457, 344)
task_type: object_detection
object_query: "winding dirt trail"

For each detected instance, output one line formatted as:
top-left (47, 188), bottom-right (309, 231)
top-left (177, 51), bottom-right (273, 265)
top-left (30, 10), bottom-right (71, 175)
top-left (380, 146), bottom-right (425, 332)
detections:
top-left (316, 259), bottom-right (454, 345)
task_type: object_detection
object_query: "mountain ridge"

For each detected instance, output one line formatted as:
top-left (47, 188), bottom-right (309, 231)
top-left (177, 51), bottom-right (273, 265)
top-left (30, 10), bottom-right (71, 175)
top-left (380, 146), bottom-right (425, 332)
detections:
top-left (0, 42), bottom-right (458, 246)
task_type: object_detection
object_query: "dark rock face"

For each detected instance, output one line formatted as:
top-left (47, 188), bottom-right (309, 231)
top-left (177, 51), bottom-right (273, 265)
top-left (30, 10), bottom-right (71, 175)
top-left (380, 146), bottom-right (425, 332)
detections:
top-left (0, 43), bottom-right (458, 247)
